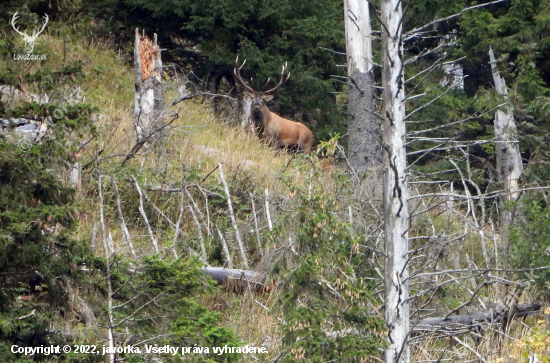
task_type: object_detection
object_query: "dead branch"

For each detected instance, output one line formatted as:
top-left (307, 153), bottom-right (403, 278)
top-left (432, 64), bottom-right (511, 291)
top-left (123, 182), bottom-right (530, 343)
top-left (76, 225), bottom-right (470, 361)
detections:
top-left (217, 228), bottom-right (233, 269)
top-left (111, 177), bottom-right (137, 259)
top-left (131, 175), bottom-right (159, 254)
top-left (404, 0), bottom-right (507, 41)
top-left (404, 42), bottom-right (449, 66)
top-left (188, 202), bottom-right (207, 265)
top-left (219, 163), bottom-right (249, 269)
top-left (172, 187), bottom-right (186, 260)
top-left (250, 192), bottom-right (263, 255)
top-left (265, 188), bottom-right (273, 232)
top-left (405, 85), bottom-right (457, 120)
top-left (407, 103), bottom-right (506, 136)
top-left (112, 291), bottom-right (166, 328)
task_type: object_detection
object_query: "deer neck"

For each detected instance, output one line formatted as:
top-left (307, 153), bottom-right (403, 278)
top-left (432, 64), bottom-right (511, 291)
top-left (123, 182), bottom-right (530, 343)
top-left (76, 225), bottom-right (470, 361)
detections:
top-left (251, 104), bottom-right (272, 127)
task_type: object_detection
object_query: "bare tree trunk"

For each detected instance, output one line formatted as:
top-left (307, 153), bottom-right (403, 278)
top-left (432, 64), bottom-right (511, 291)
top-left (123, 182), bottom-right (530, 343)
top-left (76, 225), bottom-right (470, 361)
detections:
top-left (415, 302), bottom-right (541, 332)
top-left (488, 47), bottom-right (523, 270)
top-left (68, 162), bottom-right (81, 192)
top-left (344, 0), bottom-right (381, 172)
top-left (250, 192), bottom-right (263, 255)
top-left (381, 0), bottom-right (410, 361)
top-left (489, 47), bottom-right (522, 205)
top-left (202, 266), bottom-right (266, 291)
top-left (134, 29), bottom-right (165, 148)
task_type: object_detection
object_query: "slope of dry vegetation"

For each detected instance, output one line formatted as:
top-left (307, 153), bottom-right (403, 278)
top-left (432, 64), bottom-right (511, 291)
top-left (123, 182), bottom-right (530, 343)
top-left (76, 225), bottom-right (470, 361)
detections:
top-left (31, 33), bottom-right (358, 362)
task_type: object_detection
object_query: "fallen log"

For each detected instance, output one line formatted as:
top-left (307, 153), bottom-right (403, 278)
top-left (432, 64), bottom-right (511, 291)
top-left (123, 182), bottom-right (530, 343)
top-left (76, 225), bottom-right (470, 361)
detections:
top-left (201, 266), bottom-right (542, 333)
top-left (324, 303), bottom-right (542, 343)
top-left (202, 266), bottom-right (268, 292)
top-left (413, 302), bottom-right (541, 334)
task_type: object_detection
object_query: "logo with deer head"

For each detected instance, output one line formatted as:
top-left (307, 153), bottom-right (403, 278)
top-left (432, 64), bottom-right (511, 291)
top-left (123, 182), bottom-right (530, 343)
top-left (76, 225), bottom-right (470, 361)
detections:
top-left (11, 11), bottom-right (49, 54)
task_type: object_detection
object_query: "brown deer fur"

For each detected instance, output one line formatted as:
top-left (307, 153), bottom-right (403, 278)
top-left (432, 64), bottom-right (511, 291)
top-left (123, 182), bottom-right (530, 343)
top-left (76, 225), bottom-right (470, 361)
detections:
top-left (235, 58), bottom-right (314, 154)
top-left (248, 92), bottom-right (314, 154)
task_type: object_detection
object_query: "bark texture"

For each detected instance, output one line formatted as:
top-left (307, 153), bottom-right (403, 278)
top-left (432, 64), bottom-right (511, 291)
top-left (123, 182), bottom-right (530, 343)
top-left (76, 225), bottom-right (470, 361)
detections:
top-left (343, 0), bottom-right (372, 75)
top-left (347, 69), bottom-right (381, 171)
top-left (381, 0), bottom-right (410, 362)
top-left (344, 0), bottom-right (381, 172)
top-left (134, 29), bottom-right (165, 145)
top-left (489, 47), bottom-right (522, 204)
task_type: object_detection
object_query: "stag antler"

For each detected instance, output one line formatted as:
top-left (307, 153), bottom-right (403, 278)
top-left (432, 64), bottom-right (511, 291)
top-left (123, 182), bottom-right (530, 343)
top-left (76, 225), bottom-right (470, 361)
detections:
top-left (234, 56), bottom-right (255, 93)
top-left (264, 62), bottom-right (290, 94)
top-left (234, 57), bottom-right (290, 94)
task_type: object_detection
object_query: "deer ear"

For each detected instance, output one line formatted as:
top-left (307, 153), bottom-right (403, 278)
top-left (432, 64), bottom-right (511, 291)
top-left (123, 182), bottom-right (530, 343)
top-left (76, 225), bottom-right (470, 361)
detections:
top-left (262, 94), bottom-right (274, 102)
top-left (243, 90), bottom-right (254, 98)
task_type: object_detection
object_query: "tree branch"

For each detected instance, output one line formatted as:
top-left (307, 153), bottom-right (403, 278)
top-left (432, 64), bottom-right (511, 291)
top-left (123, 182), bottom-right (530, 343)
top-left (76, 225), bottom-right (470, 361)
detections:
top-left (404, 0), bottom-right (507, 41)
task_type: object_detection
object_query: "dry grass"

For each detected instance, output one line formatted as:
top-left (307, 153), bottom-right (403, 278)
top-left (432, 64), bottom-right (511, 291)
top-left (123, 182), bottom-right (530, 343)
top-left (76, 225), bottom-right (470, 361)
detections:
top-left (5, 31), bottom-right (323, 205)
top-left (28, 31), bottom-right (315, 266)
top-left (201, 287), bottom-right (283, 362)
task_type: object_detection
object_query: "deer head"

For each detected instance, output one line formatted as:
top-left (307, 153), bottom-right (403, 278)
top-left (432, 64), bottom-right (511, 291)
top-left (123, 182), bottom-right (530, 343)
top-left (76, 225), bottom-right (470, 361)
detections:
top-left (11, 11), bottom-right (49, 54)
top-left (233, 57), bottom-right (313, 155)
top-left (234, 57), bottom-right (289, 118)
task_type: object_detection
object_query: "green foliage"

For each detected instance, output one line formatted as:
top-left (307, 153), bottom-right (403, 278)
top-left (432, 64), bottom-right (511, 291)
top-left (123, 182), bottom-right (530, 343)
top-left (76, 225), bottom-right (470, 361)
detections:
top-left (457, 0), bottom-right (550, 176)
top-left (510, 198), bottom-right (550, 296)
top-left (270, 166), bottom-right (385, 362)
top-left (508, 325), bottom-right (550, 362)
top-left (82, 0), bottom-right (347, 140)
top-left (104, 256), bottom-right (242, 363)
top-left (401, 0), bottom-right (550, 204)
top-left (0, 83), bottom-right (95, 362)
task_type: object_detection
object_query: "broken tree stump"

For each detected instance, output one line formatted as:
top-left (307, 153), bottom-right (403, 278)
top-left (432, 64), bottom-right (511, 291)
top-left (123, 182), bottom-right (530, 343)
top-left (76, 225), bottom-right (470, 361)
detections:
top-left (134, 28), bottom-right (165, 149)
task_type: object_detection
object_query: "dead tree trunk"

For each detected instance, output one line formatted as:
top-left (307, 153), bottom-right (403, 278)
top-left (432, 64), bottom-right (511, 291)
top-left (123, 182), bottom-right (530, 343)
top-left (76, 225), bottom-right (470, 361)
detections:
top-left (381, 0), bottom-right (410, 361)
top-left (344, 0), bottom-right (381, 173)
top-left (489, 47), bottom-right (523, 207)
top-left (488, 47), bottom-right (523, 270)
top-left (134, 29), bottom-right (165, 149)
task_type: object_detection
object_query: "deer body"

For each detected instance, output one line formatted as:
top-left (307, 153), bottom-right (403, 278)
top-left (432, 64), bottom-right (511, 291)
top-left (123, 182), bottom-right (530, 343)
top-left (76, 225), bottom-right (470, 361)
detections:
top-left (250, 98), bottom-right (313, 154)
top-left (236, 58), bottom-right (314, 154)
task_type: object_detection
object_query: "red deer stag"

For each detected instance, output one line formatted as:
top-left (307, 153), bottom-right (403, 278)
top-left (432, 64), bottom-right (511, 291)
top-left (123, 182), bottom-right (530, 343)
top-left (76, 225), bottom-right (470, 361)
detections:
top-left (234, 58), bottom-right (314, 154)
